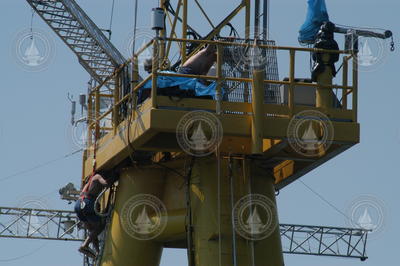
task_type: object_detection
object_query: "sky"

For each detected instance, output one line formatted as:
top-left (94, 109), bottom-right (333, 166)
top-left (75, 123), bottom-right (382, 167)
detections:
top-left (0, 0), bottom-right (398, 265)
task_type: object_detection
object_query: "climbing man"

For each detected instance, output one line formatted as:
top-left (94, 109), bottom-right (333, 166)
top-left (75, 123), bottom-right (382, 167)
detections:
top-left (74, 170), bottom-right (117, 258)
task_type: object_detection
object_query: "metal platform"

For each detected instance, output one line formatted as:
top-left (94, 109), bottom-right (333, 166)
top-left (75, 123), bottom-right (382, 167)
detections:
top-left (81, 39), bottom-right (359, 190)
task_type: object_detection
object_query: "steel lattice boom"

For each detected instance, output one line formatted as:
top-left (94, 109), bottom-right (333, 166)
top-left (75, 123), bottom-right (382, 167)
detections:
top-left (280, 224), bottom-right (369, 261)
top-left (0, 206), bottom-right (369, 260)
top-left (26, 0), bottom-right (128, 90)
top-left (0, 206), bottom-right (82, 241)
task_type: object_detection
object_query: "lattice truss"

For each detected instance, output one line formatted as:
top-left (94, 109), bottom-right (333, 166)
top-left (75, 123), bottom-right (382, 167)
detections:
top-left (280, 224), bottom-right (369, 260)
top-left (0, 207), bottom-right (83, 241)
top-left (26, 0), bottom-right (129, 91)
top-left (0, 207), bottom-right (369, 260)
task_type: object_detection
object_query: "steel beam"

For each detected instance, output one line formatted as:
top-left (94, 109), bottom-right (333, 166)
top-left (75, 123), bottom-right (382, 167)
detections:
top-left (0, 206), bottom-right (368, 261)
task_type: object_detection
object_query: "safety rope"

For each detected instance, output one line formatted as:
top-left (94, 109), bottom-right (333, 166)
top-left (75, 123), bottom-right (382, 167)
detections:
top-left (228, 156), bottom-right (238, 266)
top-left (185, 157), bottom-right (196, 266)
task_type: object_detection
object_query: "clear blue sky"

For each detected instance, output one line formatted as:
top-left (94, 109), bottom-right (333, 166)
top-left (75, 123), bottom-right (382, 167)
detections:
top-left (0, 0), bottom-right (398, 265)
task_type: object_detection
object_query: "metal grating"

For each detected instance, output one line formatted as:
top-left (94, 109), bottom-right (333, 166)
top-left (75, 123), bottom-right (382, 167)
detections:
top-left (219, 38), bottom-right (281, 105)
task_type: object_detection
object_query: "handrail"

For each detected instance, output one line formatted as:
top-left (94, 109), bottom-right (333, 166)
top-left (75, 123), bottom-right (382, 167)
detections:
top-left (86, 36), bottom-right (358, 151)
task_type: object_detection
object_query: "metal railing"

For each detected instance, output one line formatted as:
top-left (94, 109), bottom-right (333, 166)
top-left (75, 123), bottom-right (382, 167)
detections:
top-left (84, 38), bottom-right (358, 161)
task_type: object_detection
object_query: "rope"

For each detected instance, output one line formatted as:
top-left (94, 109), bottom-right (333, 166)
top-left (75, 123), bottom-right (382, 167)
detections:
top-left (108, 0), bottom-right (116, 40)
top-left (0, 149), bottom-right (82, 183)
top-left (94, 187), bottom-right (113, 217)
top-left (228, 156), bottom-right (238, 266)
top-left (132, 0), bottom-right (139, 56)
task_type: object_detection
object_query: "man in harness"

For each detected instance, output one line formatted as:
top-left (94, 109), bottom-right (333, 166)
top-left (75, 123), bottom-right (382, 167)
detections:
top-left (74, 170), bottom-right (117, 258)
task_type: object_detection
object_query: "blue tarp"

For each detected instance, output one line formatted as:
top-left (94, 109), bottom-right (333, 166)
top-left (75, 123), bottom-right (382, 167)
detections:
top-left (140, 71), bottom-right (220, 98)
top-left (298, 0), bottom-right (330, 43)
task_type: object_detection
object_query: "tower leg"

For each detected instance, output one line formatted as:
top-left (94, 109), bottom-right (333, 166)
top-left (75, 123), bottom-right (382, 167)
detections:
top-left (189, 156), bottom-right (284, 266)
top-left (246, 159), bottom-right (284, 266)
top-left (100, 167), bottom-right (165, 266)
top-left (316, 54), bottom-right (334, 109)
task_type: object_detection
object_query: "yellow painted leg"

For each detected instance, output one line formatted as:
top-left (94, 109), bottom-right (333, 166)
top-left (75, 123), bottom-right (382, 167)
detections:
top-left (100, 167), bottom-right (165, 266)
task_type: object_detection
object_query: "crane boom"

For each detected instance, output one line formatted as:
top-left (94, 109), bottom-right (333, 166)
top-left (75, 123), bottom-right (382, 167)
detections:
top-left (0, 206), bottom-right (368, 261)
top-left (26, 0), bottom-right (129, 89)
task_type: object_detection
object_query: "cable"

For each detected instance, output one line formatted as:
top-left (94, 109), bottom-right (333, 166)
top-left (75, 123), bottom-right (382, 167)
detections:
top-left (228, 156), bottom-right (238, 266)
top-left (299, 180), bottom-right (358, 225)
top-left (108, 0), bottom-right (116, 40)
top-left (0, 243), bottom-right (48, 262)
top-left (132, 0), bottom-right (139, 56)
top-left (29, 8), bottom-right (35, 39)
top-left (0, 149), bottom-right (82, 183)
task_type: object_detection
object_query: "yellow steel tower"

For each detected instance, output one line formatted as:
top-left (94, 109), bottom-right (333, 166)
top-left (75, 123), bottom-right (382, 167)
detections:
top-left (26, 0), bottom-right (369, 265)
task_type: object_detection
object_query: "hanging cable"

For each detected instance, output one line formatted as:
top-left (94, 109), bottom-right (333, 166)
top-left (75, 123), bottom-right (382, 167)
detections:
top-left (299, 180), bottom-right (360, 226)
top-left (0, 149), bottom-right (82, 183)
top-left (132, 0), bottom-right (139, 56)
top-left (185, 156), bottom-right (196, 266)
top-left (30, 8), bottom-right (35, 39)
top-left (228, 156), bottom-right (238, 266)
top-left (107, 0), bottom-right (116, 40)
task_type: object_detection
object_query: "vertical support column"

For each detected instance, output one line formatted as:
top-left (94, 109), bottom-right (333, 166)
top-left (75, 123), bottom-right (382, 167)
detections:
top-left (243, 0), bottom-right (251, 103)
top-left (254, 0), bottom-right (260, 38)
top-left (181, 0), bottom-right (188, 63)
top-left (189, 157), bottom-right (284, 266)
top-left (113, 73), bottom-right (120, 134)
top-left (159, 0), bottom-right (166, 68)
top-left (246, 159), bottom-right (284, 266)
top-left (251, 68), bottom-right (265, 154)
top-left (342, 56), bottom-right (349, 110)
top-left (189, 157), bottom-right (235, 266)
top-left (152, 39), bottom-right (159, 109)
top-left (262, 0), bottom-right (269, 40)
top-left (100, 167), bottom-right (165, 266)
top-left (87, 92), bottom-right (93, 148)
top-left (245, 0), bottom-right (250, 39)
top-left (216, 44), bottom-right (223, 115)
top-left (132, 55), bottom-right (139, 120)
top-left (288, 50), bottom-right (295, 116)
top-left (95, 89), bottom-right (100, 141)
top-left (352, 52), bottom-right (358, 122)
top-left (316, 54), bottom-right (334, 109)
